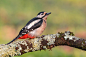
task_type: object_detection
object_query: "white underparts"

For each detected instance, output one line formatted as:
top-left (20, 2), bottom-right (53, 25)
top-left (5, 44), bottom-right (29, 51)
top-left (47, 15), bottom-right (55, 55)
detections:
top-left (29, 29), bottom-right (37, 36)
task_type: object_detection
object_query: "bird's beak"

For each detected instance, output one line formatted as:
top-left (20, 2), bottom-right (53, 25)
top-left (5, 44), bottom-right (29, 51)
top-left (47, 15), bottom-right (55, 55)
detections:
top-left (45, 12), bottom-right (51, 15)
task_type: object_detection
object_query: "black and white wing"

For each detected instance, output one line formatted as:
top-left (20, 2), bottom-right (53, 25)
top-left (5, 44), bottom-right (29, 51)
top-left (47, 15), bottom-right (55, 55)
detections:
top-left (19, 18), bottom-right (43, 36)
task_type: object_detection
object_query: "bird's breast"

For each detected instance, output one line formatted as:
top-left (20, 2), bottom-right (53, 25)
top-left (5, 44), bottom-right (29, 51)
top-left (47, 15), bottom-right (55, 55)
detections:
top-left (29, 20), bottom-right (47, 37)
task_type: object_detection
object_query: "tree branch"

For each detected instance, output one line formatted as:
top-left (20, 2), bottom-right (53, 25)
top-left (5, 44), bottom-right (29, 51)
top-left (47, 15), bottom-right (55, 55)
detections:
top-left (0, 31), bottom-right (86, 57)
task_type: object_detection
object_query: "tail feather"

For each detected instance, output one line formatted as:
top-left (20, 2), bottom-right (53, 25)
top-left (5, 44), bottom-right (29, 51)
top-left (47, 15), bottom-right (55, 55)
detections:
top-left (6, 35), bottom-right (20, 45)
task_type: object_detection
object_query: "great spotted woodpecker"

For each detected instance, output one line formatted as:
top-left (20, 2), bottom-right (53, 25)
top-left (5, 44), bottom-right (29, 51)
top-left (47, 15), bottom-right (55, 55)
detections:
top-left (7, 11), bottom-right (51, 44)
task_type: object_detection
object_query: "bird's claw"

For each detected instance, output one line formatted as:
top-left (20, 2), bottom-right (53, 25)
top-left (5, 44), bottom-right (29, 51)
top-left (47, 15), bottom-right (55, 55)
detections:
top-left (36, 35), bottom-right (45, 38)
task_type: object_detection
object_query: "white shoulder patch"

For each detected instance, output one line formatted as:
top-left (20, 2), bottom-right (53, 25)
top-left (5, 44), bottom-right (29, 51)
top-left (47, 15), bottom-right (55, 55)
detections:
top-left (27, 19), bottom-right (41, 29)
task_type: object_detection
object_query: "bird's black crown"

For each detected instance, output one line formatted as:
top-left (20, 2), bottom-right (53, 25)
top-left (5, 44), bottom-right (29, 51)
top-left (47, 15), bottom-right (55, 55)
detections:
top-left (37, 11), bottom-right (45, 15)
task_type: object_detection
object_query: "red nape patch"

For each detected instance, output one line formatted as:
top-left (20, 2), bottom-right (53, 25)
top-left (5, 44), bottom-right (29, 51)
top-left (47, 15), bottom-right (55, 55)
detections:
top-left (19, 34), bottom-right (35, 39)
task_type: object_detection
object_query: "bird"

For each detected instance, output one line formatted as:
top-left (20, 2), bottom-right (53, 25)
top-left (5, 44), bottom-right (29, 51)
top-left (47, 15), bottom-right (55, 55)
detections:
top-left (7, 11), bottom-right (51, 44)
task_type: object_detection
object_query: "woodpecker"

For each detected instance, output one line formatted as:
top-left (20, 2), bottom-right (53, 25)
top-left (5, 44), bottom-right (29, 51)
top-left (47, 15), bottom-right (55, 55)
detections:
top-left (7, 11), bottom-right (51, 44)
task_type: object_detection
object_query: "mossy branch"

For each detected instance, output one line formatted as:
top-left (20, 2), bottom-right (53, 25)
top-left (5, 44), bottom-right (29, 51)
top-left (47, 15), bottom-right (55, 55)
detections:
top-left (0, 31), bottom-right (86, 57)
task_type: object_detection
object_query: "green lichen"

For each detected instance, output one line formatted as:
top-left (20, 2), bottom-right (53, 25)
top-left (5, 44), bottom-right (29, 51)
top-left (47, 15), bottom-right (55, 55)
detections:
top-left (69, 32), bottom-right (75, 36)
top-left (58, 32), bottom-right (64, 38)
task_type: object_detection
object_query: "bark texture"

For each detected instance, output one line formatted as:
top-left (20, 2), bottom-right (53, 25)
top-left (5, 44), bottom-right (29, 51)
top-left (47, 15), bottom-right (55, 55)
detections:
top-left (0, 31), bottom-right (86, 57)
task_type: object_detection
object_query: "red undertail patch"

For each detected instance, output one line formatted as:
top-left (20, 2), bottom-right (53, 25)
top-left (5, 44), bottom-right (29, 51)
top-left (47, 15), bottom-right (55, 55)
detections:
top-left (19, 34), bottom-right (35, 39)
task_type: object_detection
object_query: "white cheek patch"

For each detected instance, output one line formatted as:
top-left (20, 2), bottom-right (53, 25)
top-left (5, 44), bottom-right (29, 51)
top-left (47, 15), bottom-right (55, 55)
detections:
top-left (37, 15), bottom-right (44, 18)
top-left (26, 19), bottom-right (41, 29)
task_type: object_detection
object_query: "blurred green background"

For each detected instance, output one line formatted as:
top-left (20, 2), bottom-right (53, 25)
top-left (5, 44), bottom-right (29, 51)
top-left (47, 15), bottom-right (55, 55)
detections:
top-left (0, 0), bottom-right (86, 57)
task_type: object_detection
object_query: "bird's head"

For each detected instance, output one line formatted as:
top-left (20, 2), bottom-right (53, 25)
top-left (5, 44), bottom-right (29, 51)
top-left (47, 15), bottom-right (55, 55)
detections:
top-left (37, 11), bottom-right (51, 19)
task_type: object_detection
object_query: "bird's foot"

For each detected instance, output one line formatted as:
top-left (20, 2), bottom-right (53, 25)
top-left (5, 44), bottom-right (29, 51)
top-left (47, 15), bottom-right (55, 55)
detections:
top-left (36, 35), bottom-right (45, 38)
top-left (36, 36), bottom-right (41, 38)
top-left (41, 35), bottom-right (45, 38)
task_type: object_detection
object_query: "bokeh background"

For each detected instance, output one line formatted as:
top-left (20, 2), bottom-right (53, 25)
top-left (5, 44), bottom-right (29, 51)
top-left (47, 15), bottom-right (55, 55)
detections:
top-left (0, 0), bottom-right (86, 57)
